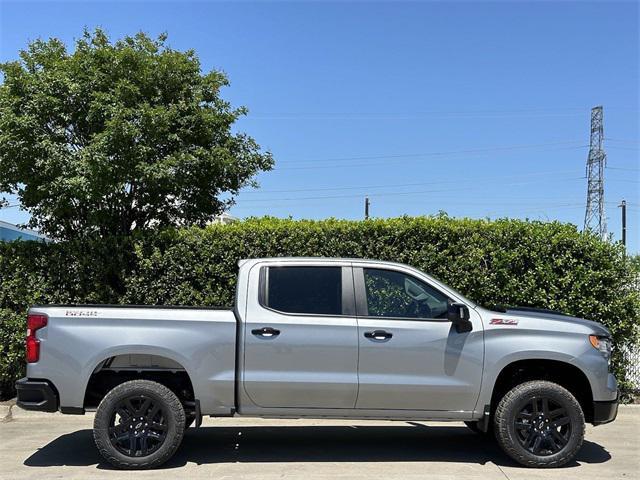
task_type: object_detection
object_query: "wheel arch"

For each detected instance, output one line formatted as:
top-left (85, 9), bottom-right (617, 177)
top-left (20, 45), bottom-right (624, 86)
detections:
top-left (488, 358), bottom-right (594, 422)
top-left (82, 346), bottom-right (197, 410)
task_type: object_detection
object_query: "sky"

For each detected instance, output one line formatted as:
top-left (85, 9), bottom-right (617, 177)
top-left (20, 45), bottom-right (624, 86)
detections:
top-left (1, 0), bottom-right (639, 251)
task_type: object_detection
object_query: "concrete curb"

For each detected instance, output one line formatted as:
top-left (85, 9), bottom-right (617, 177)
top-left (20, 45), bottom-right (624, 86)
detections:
top-left (0, 398), bottom-right (16, 423)
top-left (0, 404), bottom-right (11, 422)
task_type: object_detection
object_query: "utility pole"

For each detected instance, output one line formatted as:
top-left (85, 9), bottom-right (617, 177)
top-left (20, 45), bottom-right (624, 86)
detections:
top-left (583, 106), bottom-right (607, 239)
top-left (619, 200), bottom-right (627, 248)
top-left (364, 196), bottom-right (370, 220)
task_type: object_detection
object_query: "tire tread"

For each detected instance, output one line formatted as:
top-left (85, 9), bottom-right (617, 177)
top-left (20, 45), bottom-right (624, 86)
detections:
top-left (494, 380), bottom-right (585, 468)
top-left (93, 379), bottom-right (185, 469)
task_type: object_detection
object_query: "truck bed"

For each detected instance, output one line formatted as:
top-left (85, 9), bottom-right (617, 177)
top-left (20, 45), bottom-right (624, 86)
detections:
top-left (26, 305), bottom-right (238, 416)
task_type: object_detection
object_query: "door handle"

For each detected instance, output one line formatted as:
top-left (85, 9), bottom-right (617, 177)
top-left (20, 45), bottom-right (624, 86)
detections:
top-left (252, 327), bottom-right (281, 338)
top-left (364, 330), bottom-right (393, 340)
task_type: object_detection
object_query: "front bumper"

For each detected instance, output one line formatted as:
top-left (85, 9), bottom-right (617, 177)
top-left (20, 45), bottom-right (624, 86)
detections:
top-left (15, 378), bottom-right (58, 412)
top-left (592, 393), bottom-right (619, 426)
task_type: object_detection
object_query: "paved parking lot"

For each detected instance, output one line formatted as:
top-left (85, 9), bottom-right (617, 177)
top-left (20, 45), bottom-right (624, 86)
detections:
top-left (1, 403), bottom-right (638, 480)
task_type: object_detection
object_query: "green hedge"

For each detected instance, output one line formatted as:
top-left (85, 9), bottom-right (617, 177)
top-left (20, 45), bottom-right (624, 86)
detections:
top-left (1, 216), bottom-right (638, 399)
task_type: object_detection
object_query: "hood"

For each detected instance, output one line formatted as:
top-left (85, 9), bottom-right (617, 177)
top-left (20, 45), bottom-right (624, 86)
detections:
top-left (504, 306), bottom-right (611, 337)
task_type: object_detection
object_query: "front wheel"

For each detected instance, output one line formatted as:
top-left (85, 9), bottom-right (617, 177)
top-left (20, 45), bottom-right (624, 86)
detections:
top-left (494, 380), bottom-right (585, 468)
top-left (93, 380), bottom-right (186, 469)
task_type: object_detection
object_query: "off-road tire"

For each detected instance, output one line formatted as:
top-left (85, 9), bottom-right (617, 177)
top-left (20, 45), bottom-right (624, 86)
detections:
top-left (93, 379), bottom-right (186, 469)
top-left (494, 380), bottom-right (585, 468)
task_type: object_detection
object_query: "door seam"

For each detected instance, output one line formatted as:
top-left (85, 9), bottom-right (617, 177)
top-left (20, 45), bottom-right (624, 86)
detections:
top-left (351, 262), bottom-right (361, 409)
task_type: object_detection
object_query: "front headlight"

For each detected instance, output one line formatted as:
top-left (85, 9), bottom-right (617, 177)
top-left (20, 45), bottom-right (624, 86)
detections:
top-left (589, 335), bottom-right (612, 360)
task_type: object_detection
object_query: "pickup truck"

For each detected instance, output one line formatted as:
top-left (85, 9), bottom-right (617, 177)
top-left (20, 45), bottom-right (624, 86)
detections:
top-left (16, 257), bottom-right (618, 469)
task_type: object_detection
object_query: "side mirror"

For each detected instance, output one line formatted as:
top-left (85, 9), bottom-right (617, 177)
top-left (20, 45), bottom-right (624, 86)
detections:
top-left (448, 303), bottom-right (472, 333)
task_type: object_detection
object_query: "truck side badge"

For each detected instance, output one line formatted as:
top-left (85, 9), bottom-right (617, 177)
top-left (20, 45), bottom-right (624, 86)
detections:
top-left (490, 318), bottom-right (518, 326)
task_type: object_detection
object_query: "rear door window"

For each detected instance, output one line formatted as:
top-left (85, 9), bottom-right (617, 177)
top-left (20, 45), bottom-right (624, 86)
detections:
top-left (265, 266), bottom-right (342, 315)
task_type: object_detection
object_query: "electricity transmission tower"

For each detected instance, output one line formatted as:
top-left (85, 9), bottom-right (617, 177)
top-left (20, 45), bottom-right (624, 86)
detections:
top-left (583, 106), bottom-right (607, 239)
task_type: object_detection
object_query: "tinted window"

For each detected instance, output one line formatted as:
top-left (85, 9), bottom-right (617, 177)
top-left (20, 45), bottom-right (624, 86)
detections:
top-left (266, 267), bottom-right (342, 315)
top-left (363, 268), bottom-right (450, 319)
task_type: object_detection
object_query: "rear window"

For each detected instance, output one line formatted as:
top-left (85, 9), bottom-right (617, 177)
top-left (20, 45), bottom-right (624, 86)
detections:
top-left (265, 266), bottom-right (342, 315)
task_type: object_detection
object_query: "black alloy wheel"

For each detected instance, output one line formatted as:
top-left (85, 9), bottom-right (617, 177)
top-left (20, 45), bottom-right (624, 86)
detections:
top-left (109, 395), bottom-right (168, 457)
top-left (514, 396), bottom-right (571, 456)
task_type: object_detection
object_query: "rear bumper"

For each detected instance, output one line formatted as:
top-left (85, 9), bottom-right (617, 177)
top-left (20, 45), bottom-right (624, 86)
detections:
top-left (592, 393), bottom-right (619, 426)
top-left (15, 378), bottom-right (58, 412)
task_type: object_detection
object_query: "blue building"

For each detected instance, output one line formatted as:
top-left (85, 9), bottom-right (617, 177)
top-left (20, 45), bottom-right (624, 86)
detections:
top-left (0, 220), bottom-right (48, 242)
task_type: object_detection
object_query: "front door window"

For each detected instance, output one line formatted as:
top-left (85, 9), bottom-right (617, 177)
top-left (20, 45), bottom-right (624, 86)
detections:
top-left (363, 268), bottom-right (450, 319)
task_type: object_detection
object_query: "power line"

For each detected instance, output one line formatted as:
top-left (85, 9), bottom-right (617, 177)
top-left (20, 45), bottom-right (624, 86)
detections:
top-left (237, 176), bottom-right (585, 204)
top-left (606, 166), bottom-right (640, 172)
top-left (232, 201), bottom-right (588, 212)
top-left (607, 146), bottom-right (639, 151)
top-left (608, 179), bottom-right (640, 184)
top-left (241, 170), bottom-right (582, 196)
top-left (276, 140), bottom-right (587, 166)
top-left (606, 138), bottom-right (640, 144)
top-left (276, 147), bottom-right (588, 171)
top-left (243, 107), bottom-right (638, 121)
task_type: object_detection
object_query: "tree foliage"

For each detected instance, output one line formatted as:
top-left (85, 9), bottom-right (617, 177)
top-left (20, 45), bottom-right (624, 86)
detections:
top-left (1, 217), bottom-right (638, 399)
top-left (0, 30), bottom-right (273, 239)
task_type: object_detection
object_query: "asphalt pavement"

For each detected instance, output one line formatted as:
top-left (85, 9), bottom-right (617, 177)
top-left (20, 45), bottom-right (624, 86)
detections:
top-left (1, 402), bottom-right (638, 479)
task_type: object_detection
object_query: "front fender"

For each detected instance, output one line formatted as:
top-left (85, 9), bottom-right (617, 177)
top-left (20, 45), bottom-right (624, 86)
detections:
top-left (474, 327), bottom-right (603, 414)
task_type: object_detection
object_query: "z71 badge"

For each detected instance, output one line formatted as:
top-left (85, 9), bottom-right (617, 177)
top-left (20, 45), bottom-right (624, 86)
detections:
top-left (490, 318), bottom-right (519, 326)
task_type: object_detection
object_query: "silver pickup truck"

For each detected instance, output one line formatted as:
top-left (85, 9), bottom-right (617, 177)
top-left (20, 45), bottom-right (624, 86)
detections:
top-left (16, 257), bottom-right (618, 469)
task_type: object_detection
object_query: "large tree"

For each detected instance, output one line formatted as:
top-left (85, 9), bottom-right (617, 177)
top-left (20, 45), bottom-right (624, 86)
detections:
top-left (0, 30), bottom-right (273, 239)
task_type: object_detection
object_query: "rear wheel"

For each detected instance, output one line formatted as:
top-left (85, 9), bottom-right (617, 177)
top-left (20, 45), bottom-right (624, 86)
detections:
top-left (93, 380), bottom-right (186, 469)
top-left (494, 380), bottom-right (585, 468)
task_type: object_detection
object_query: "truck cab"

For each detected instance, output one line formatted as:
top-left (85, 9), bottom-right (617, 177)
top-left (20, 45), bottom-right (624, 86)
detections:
top-left (238, 258), bottom-right (484, 416)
